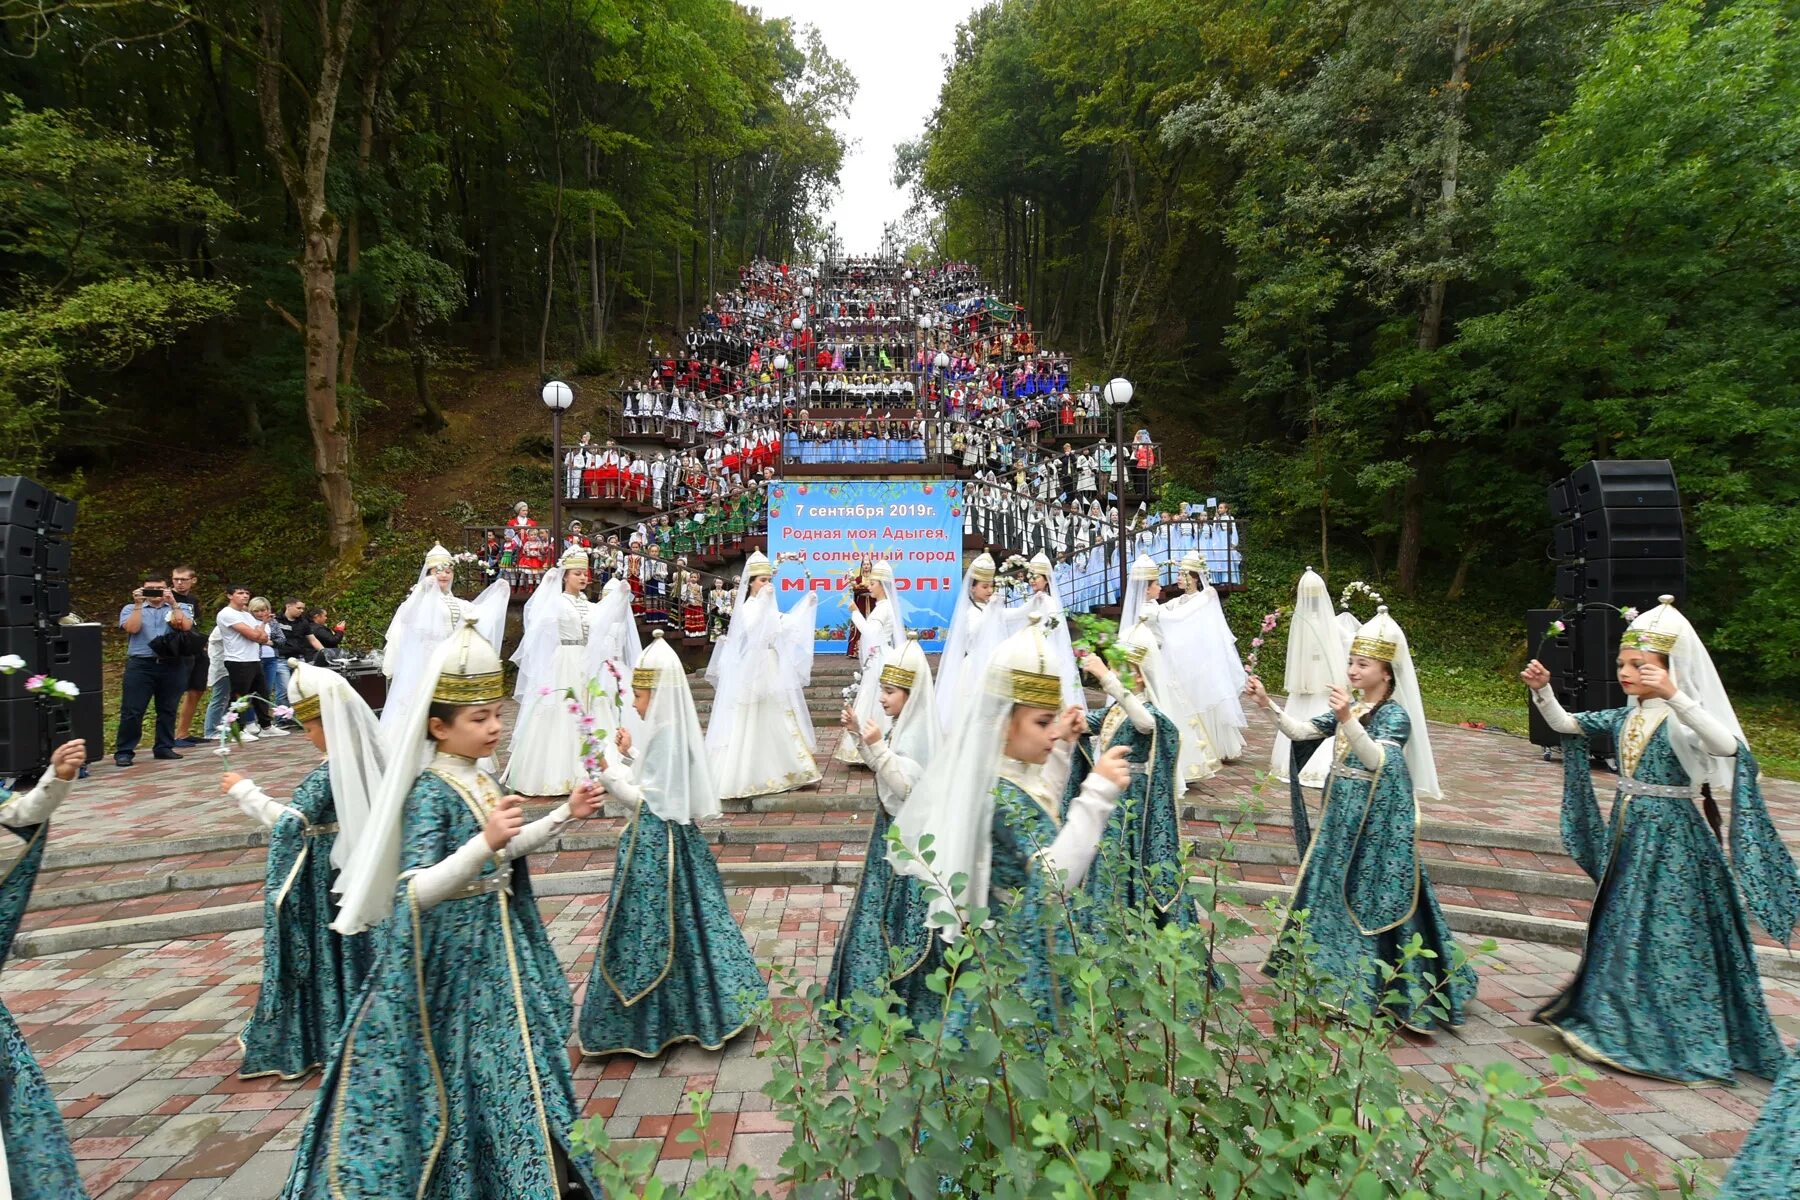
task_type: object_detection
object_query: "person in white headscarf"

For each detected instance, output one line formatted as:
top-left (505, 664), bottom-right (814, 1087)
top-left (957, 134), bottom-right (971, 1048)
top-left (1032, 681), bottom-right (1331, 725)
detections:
top-left (584, 575), bottom-right (643, 745)
top-left (219, 660), bottom-right (383, 1081)
top-left (1156, 550), bottom-right (1247, 761)
top-left (824, 635), bottom-right (945, 1025)
top-left (504, 546), bottom-right (598, 796)
top-left (1243, 606), bottom-right (1472, 1032)
top-left (1120, 606), bottom-right (1220, 788)
top-left (1272, 568), bottom-right (1351, 787)
top-left (289, 620), bottom-right (603, 1197)
top-left (935, 549), bottom-right (1006, 733)
top-left (1522, 596), bottom-right (1800, 1083)
top-left (998, 551), bottom-right (1081, 708)
top-left (1117, 552), bottom-right (1163, 634)
top-left (578, 632), bottom-right (767, 1057)
top-left (892, 617), bottom-right (1126, 1040)
top-left (378, 542), bottom-right (509, 764)
top-left (704, 551), bottom-right (821, 799)
top-left (835, 559), bottom-right (907, 763)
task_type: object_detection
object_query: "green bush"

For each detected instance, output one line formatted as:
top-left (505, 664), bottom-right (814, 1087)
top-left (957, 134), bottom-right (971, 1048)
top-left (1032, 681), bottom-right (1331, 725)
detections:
top-left (574, 829), bottom-right (1643, 1199)
top-left (573, 347), bottom-right (613, 377)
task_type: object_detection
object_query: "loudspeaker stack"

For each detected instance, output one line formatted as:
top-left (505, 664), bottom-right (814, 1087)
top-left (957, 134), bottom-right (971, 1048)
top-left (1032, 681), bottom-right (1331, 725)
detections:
top-left (1531, 460), bottom-right (1687, 749)
top-left (0, 476), bottom-right (100, 776)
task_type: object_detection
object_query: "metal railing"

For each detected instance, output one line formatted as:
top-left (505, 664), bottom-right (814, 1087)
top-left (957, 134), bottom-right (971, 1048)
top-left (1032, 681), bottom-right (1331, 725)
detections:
top-left (779, 416), bottom-right (958, 467)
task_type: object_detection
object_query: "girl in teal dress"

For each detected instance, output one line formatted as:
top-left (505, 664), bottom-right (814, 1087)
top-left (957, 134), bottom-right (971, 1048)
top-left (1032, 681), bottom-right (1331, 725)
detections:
top-left (282, 620), bottom-right (604, 1200)
top-left (579, 631), bottom-right (767, 1057)
top-left (1522, 597), bottom-right (1800, 1084)
top-left (1244, 606), bottom-right (1475, 1032)
top-left (1063, 626), bottom-right (1193, 927)
top-left (892, 617), bottom-right (1127, 1039)
top-left (0, 738), bottom-right (90, 1199)
top-left (824, 635), bottom-right (944, 1025)
top-left (220, 661), bottom-right (383, 1081)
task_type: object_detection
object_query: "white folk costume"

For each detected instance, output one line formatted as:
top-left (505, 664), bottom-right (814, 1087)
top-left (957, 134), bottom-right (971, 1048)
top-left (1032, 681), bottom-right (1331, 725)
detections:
top-left (835, 560), bottom-right (908, 764)
top-left (584, 577), bottom-right (643, 744)
top-left (935, 551), bottom-right (1006, 734)
top-left (999, 551), bottom-right (1082, 708)
top-left (504, 547), bottom-right (597, 796)
top-left (1272, 568), bottom-right (1350, 787)
top-left (704, 551), bottom-right (822, 799)
top-left (1157, 550), bottom-right (1248, 762)
top-left (1121, 609), bottom-right (1221, 787)
top-left (378, 543), bottom-right (509, 767)
top-left (228, 662), bottom-right (383, 1080)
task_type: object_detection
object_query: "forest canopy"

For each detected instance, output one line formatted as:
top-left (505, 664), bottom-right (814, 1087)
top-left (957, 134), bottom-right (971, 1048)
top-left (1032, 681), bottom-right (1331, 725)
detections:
top-left (901, 0), bottom-right (1799, 682)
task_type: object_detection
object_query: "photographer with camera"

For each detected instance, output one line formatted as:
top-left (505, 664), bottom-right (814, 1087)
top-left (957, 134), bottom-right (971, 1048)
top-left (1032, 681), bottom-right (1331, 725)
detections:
top-left (114, 571), bottom-right (196, 768)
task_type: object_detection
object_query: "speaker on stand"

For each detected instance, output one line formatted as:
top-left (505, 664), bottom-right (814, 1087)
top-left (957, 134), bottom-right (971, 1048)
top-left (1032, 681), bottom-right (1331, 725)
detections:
top-left (1530, 460), bottom-right (1686, 767)
top-left (0, 475), bottom-right (89, 779)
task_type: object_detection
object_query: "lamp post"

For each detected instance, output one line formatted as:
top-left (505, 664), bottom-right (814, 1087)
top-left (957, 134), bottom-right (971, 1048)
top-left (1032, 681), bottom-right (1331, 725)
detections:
top-left (1102, 377), bottom-right (1133, 608)
top-left (543, 379), bottom-right (574, 553)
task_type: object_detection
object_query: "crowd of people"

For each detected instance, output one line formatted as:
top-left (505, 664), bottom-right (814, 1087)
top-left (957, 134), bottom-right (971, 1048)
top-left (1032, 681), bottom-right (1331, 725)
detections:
top-left (111, 565), bottom-right (346, 766)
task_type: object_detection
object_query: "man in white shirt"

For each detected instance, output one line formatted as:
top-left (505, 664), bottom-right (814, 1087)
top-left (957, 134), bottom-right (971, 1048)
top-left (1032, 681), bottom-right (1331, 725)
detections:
top-left (216, 585), bottom-right (273, 734)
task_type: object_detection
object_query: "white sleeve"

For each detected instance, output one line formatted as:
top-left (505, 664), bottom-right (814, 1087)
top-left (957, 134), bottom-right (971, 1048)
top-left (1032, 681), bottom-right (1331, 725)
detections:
top-left (599, 760), bottom-right (645, 806)
top-left (1102, 676), bottom-right (1155, 734)
top-left (1340, 717), bottom-right (1384, 771)
top-left (1035, 774), bottom-right (1121, 888)
top-left (1666, 691), bottom-right (1739, 756)
top-left (0, 776), bottom-right (72, 828)
top-left (1271, 705), bottom-right (1322, 744)
top-left (856, 739), bottom-right (913, 815)
top-left (1529, 685), bottom-right (1582, 736)
top-left (410, 835), bottom-right (498, 910)
top-left (228, 778), bottom-right (291, 829)
top-left (500, 803), bottom-right (574, 861)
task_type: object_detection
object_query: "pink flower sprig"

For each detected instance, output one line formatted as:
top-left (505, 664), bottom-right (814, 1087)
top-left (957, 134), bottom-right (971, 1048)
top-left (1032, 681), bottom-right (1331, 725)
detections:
top-left (1244, 607), bottom-right (1282, 676)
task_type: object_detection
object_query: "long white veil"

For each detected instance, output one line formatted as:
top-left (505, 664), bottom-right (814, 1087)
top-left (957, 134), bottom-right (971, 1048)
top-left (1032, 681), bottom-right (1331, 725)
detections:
top-left (511, 564), bottom-right (572, 700)
top-left (935, 558), bottom-right (1003, 733)
top-left (1357, 607), bottom-right (1440, 802)
top-left (1625, 597), bottom-right (1743, 793)
top-left (288, 660), bottom-right (386, 872)
top-left (627, 633), bottom-right (719, 823)
top-left (704, 580), bottom-right (819, 754)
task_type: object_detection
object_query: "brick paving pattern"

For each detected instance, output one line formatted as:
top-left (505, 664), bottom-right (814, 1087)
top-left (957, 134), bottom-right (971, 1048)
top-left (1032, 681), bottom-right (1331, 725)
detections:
top-left (8, 678), bottom-right (1798, 1196)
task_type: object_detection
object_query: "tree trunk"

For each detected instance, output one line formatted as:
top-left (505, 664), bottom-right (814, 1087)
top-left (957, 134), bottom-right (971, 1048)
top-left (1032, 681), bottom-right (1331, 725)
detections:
top-left (408, 318), bottom-right (446, 432)
top-left (1445, 541), bottom-right (1478, 601)
top-left (256, 0), bottom-right (363, 559)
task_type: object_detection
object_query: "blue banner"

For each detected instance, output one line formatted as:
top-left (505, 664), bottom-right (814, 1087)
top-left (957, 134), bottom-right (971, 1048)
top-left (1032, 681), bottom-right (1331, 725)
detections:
top-left (766, 480), bottom-right (963, 652)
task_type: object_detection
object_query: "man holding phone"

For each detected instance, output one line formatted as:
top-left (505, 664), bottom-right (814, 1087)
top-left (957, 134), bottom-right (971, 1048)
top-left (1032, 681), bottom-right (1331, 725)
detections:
top-left (114, 571), bottom-right (195, 768)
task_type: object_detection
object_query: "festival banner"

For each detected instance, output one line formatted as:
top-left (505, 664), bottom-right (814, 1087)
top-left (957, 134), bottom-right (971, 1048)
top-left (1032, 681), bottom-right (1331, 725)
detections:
top-left (765, 480), bottom-right (962, 652)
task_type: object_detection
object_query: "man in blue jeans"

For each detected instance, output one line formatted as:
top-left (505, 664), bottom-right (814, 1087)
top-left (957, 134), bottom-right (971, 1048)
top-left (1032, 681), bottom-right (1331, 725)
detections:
top-left (114, 571), bottom-right (195, 768)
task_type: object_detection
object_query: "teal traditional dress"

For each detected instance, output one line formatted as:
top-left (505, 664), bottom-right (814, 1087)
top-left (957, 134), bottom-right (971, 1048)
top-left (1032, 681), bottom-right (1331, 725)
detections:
top-left (235, 764), bottom-right (372, 1081)
top-left (945, 773), bottom-right (1082, 1041)
top-left (823, 741), bottom-right (943, 1028)
top-left (1720, 1049), bottom-right (1800, 1198)
top-left (0, 778), bottom-right (88, 1200)
top-left (1536, 700), bottom-right (1799, 1082)
top-left (1062, 695), bottom-right (1193, 928)
top-left (577, 755), bottom-right (766, 1057)
top-left (281, 765), bottom-right (601, 1199)
top-left (1272, 701), bottom-right (1474, 1030)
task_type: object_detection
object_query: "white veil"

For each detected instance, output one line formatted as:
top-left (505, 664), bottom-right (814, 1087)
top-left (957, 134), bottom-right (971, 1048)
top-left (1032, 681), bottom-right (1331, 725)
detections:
top-left (935, 556), bottom-right (1003, 733)
top-left (1356, 607), bottom-right (1440, 802)
top-left (1625, 596), bottom-right (1742, 793)
top-left (1118, 553), bottom-right (1162, 635)
top-left (336, 620), bottom-right (499, 935)
top-left (1119, 617), bottom-right (1219, 785)
top-left (870, 561), bottom-right (910, 650)
top-left (627, 633), bottom-right (719, 823)
top-left (585, 578), bottom-right (642, 681)
top-left (511, 562), bottom-right (574, 700)
top-left (892, 621), bottom-right (1053, 938)
top-left (288, 660), bottom-right (386, 872)
top-left (1002, 558), bottom-right (1081, 708)
top-left (883, 636), bottom-right (942, 777)
top-left (378, 548), bottom-right (510, 756)
top-left (1284, 569), bottom-right (1346, 696)
top-left (1159, 576), bottom-right (1248, 723)
top-left (704, 579), bottom-right (820, 754)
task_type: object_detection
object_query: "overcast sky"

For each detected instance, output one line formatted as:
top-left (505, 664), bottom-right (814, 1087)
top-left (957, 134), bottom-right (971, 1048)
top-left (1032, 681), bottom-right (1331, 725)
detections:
top-left (756, 0), bottom-right (985, 253)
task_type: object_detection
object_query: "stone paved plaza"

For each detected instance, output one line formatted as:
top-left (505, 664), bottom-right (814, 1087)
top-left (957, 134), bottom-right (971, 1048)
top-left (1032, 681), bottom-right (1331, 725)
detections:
top-left (7, 691), bottom-right (1798, 1197)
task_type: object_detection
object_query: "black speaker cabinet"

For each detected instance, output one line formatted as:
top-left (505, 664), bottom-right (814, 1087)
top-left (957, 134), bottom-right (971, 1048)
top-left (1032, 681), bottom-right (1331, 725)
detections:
top-left (34, 580), bottom-right (69, 622)
top-left (1553, 519), bottom-right (1582, 560)
top-left (1570, 459), bottom-right (1681, 513)
top-left (0, 627), bottom-right (35, 702)
top-left (0, 477), bottom-right (49, 530)
top-left (39, 624), bottom-right (102, 691)
top-left (45, 691), bottom-right (103, 766)
top-left (1547, 477), bottom-right (1575, 519)
top-left (1574, 506), bottom-right (1684, 560)
top-left (1528, 682), bottom-right (1583, 750)
top-left (1526, 609), bottom-right (1574, 677)
top-left (0, 578), bottom-right (37, 627)
top-left (1555, 558), bottom-right (1686, 610)
top-left (0, 696), bottom-right (41, 776)
top-left (1578, 606), bottom-right (1631, 682)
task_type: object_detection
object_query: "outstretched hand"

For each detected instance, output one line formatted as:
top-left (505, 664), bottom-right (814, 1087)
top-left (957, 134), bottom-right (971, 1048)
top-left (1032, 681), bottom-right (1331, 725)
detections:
top-left (50, 740), bottom-right (86, 781)
top-left (1243, 677), bottom-right (1271, 708)
top-left (1520, 660), bottom-right (1551, 689)
top-left (568, 780), bottom-right (601, 820)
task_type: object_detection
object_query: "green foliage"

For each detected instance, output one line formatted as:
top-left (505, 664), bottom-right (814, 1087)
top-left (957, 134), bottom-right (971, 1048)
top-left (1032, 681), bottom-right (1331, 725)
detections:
top-left (576, 832), bottom-right (1607, 1198)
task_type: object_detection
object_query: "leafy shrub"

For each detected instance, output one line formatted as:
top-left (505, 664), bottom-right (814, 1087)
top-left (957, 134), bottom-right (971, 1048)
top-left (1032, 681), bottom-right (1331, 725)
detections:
top-left (576, 828), bottom-right (1626, 1199)
top-left (573, 347), bottom-right (612, 377)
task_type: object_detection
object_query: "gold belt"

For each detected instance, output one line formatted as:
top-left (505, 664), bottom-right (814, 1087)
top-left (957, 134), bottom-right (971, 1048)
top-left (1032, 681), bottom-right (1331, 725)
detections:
top-left (303, 822), bottom-right (339, 838)
top-left (449, 873), bottom-right (512, 900)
